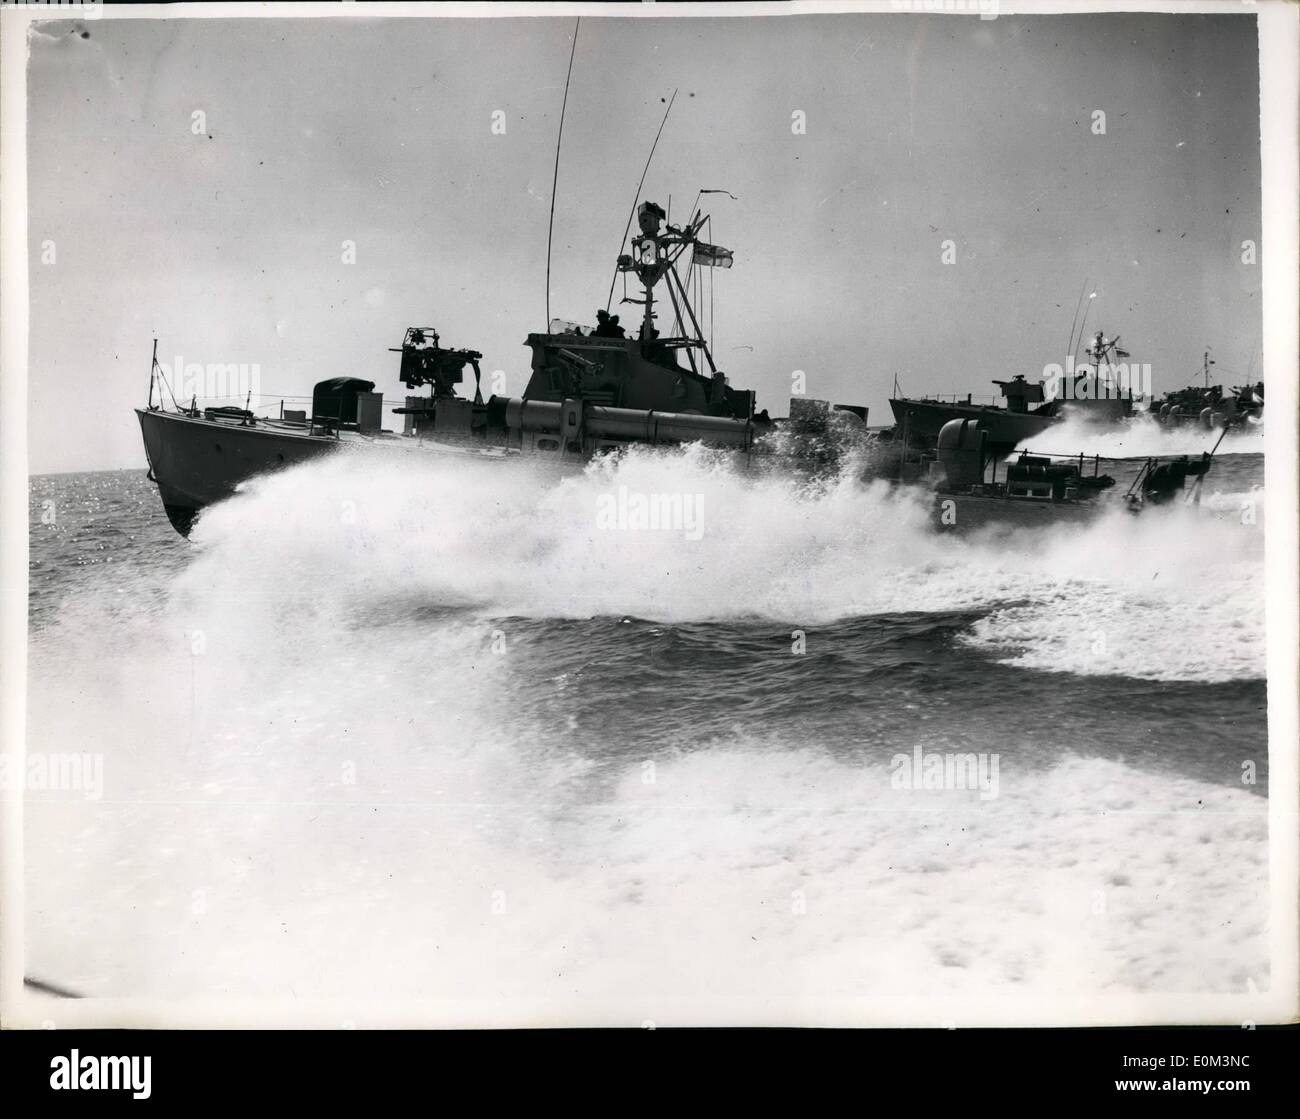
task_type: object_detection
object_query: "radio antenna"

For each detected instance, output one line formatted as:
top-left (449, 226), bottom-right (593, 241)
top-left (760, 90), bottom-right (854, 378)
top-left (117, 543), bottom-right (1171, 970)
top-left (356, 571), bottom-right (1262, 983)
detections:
top-left (605, 88), bottom-right (678, 314)
top-left (545, 17), bottom-right (581, 330)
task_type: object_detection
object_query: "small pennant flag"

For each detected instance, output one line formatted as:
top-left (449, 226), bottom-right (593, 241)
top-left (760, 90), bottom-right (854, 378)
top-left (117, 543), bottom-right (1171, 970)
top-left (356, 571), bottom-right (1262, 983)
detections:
top-left (693, 241), bottom-right (734, 269)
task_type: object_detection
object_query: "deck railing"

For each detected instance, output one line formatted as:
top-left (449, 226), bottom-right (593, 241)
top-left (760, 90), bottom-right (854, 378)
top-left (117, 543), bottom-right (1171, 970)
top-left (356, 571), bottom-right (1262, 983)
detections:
top-left (908, 393), bottom-right (1002, 407)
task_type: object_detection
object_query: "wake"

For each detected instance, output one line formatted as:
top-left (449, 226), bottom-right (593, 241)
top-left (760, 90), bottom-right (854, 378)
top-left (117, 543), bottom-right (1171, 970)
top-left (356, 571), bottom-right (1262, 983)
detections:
top-left (172, 443), bottom-right (1265, 681)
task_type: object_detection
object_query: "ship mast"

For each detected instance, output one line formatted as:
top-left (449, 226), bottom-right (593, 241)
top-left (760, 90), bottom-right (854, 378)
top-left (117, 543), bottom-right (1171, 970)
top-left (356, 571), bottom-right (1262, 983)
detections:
top-left (617, 201), bottom-right (729, 375)
top-left (1080, 330), bottom-right (1130, 396)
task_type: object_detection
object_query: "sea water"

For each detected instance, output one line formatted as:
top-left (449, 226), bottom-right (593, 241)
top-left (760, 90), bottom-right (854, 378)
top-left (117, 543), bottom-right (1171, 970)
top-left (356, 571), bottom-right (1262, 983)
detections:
top-left (24, 441), bottom-right (1268, 1012)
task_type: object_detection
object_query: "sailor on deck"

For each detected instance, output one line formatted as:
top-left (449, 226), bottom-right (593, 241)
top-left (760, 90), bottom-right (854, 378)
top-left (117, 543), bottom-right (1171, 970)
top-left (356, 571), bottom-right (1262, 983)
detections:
top-left (594, 309), bottom-right (626, 338)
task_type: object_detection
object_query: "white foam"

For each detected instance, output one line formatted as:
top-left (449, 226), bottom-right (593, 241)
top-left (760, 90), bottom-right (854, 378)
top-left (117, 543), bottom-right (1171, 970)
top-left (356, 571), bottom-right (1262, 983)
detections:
top-left (24, 677), bottom-right (1268, 1004)
top-left (1014, 413), bottom-right (1265, 459)
top-left (959, 502), bottom-right (1265, 681)
top-left (20, 448), bottom-right (1267, 1009)
top-left (179, 444), bottom-right (1265, 682)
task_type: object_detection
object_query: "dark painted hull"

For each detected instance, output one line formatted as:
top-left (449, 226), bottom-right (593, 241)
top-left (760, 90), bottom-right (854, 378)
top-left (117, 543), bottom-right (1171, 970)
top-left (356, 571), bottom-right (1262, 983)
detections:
top-left (890, 397), bottom-right (1137, 450)
top-left (136, 408), bottom-right (339, 534)
top-left (930, 490), bottom-right (1104, 532)
top-left (1150, 406), bottom-right (1264, 429)
top-left (889, 398), bottom-right (1059, 448)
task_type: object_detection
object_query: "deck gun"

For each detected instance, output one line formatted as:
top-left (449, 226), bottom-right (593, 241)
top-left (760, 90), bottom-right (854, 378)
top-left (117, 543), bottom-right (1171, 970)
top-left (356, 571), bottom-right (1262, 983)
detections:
top-left (390, 327), bottom-right (484, 403)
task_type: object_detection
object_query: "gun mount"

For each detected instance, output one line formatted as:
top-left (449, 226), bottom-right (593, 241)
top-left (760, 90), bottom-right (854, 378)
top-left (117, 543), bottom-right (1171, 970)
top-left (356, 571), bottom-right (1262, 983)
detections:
top-left (390, 327), bottom-right (484, 402)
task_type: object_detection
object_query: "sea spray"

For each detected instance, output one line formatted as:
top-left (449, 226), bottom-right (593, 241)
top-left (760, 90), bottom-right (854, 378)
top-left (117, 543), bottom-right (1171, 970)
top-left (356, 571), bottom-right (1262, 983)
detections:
top-left (1011, 412), bottom-right (1264, 459)
top-left (22, 455), bottom-right (1268, 1009)
top-left (179, 443), bottom-right (1265, 681)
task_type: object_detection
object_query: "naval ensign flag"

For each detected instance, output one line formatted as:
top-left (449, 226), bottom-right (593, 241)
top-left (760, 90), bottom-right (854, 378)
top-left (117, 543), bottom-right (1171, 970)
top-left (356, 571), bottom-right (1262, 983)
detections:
top-left (692, 242), bottom-right (734, 268)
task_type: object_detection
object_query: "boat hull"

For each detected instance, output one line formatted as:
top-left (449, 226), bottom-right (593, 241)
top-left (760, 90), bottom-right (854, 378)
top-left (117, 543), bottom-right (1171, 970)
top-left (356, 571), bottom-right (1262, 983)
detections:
top-left (930, 490), bottom-right (1104, 532)
top-left (136, 408), bottom-right (339, 534)
top-left (889, 398), bottom-right (1058, 449)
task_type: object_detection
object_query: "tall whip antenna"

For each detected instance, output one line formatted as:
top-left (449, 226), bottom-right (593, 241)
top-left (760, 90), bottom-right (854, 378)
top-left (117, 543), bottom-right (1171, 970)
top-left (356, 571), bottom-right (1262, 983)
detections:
top-left (546, 17), bottom-right (581, 330)
top-left (605, 88), bottom-right (678, 314)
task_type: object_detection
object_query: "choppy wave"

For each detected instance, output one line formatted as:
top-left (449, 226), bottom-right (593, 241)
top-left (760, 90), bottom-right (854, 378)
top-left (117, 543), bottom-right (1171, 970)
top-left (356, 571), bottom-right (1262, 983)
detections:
top-left (177, 444), bottom-right (1265, 683)
top-left (22, 453), bottom-right (1269, 1010)
top-left (25, 635), bottom-right (1268, 1005)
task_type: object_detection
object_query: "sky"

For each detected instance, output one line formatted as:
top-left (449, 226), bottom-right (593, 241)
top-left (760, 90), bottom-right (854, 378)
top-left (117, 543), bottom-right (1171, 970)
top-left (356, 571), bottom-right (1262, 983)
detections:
top-left (24, 9), bottom-right (1262, 473)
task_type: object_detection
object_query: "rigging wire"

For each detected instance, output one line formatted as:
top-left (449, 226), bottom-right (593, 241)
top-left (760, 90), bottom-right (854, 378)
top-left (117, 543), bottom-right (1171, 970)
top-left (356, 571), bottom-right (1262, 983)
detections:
top-left (1065, 276), bottom-right (1089, 361)
top-left (1075, 286), bottom-right (1098, 363)
top-left (707, 216), bottom-right (715, 357)
top-left (605, 88), bottom-right (678, 315)
top-left (153, 351), bottom-right (183, 413)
